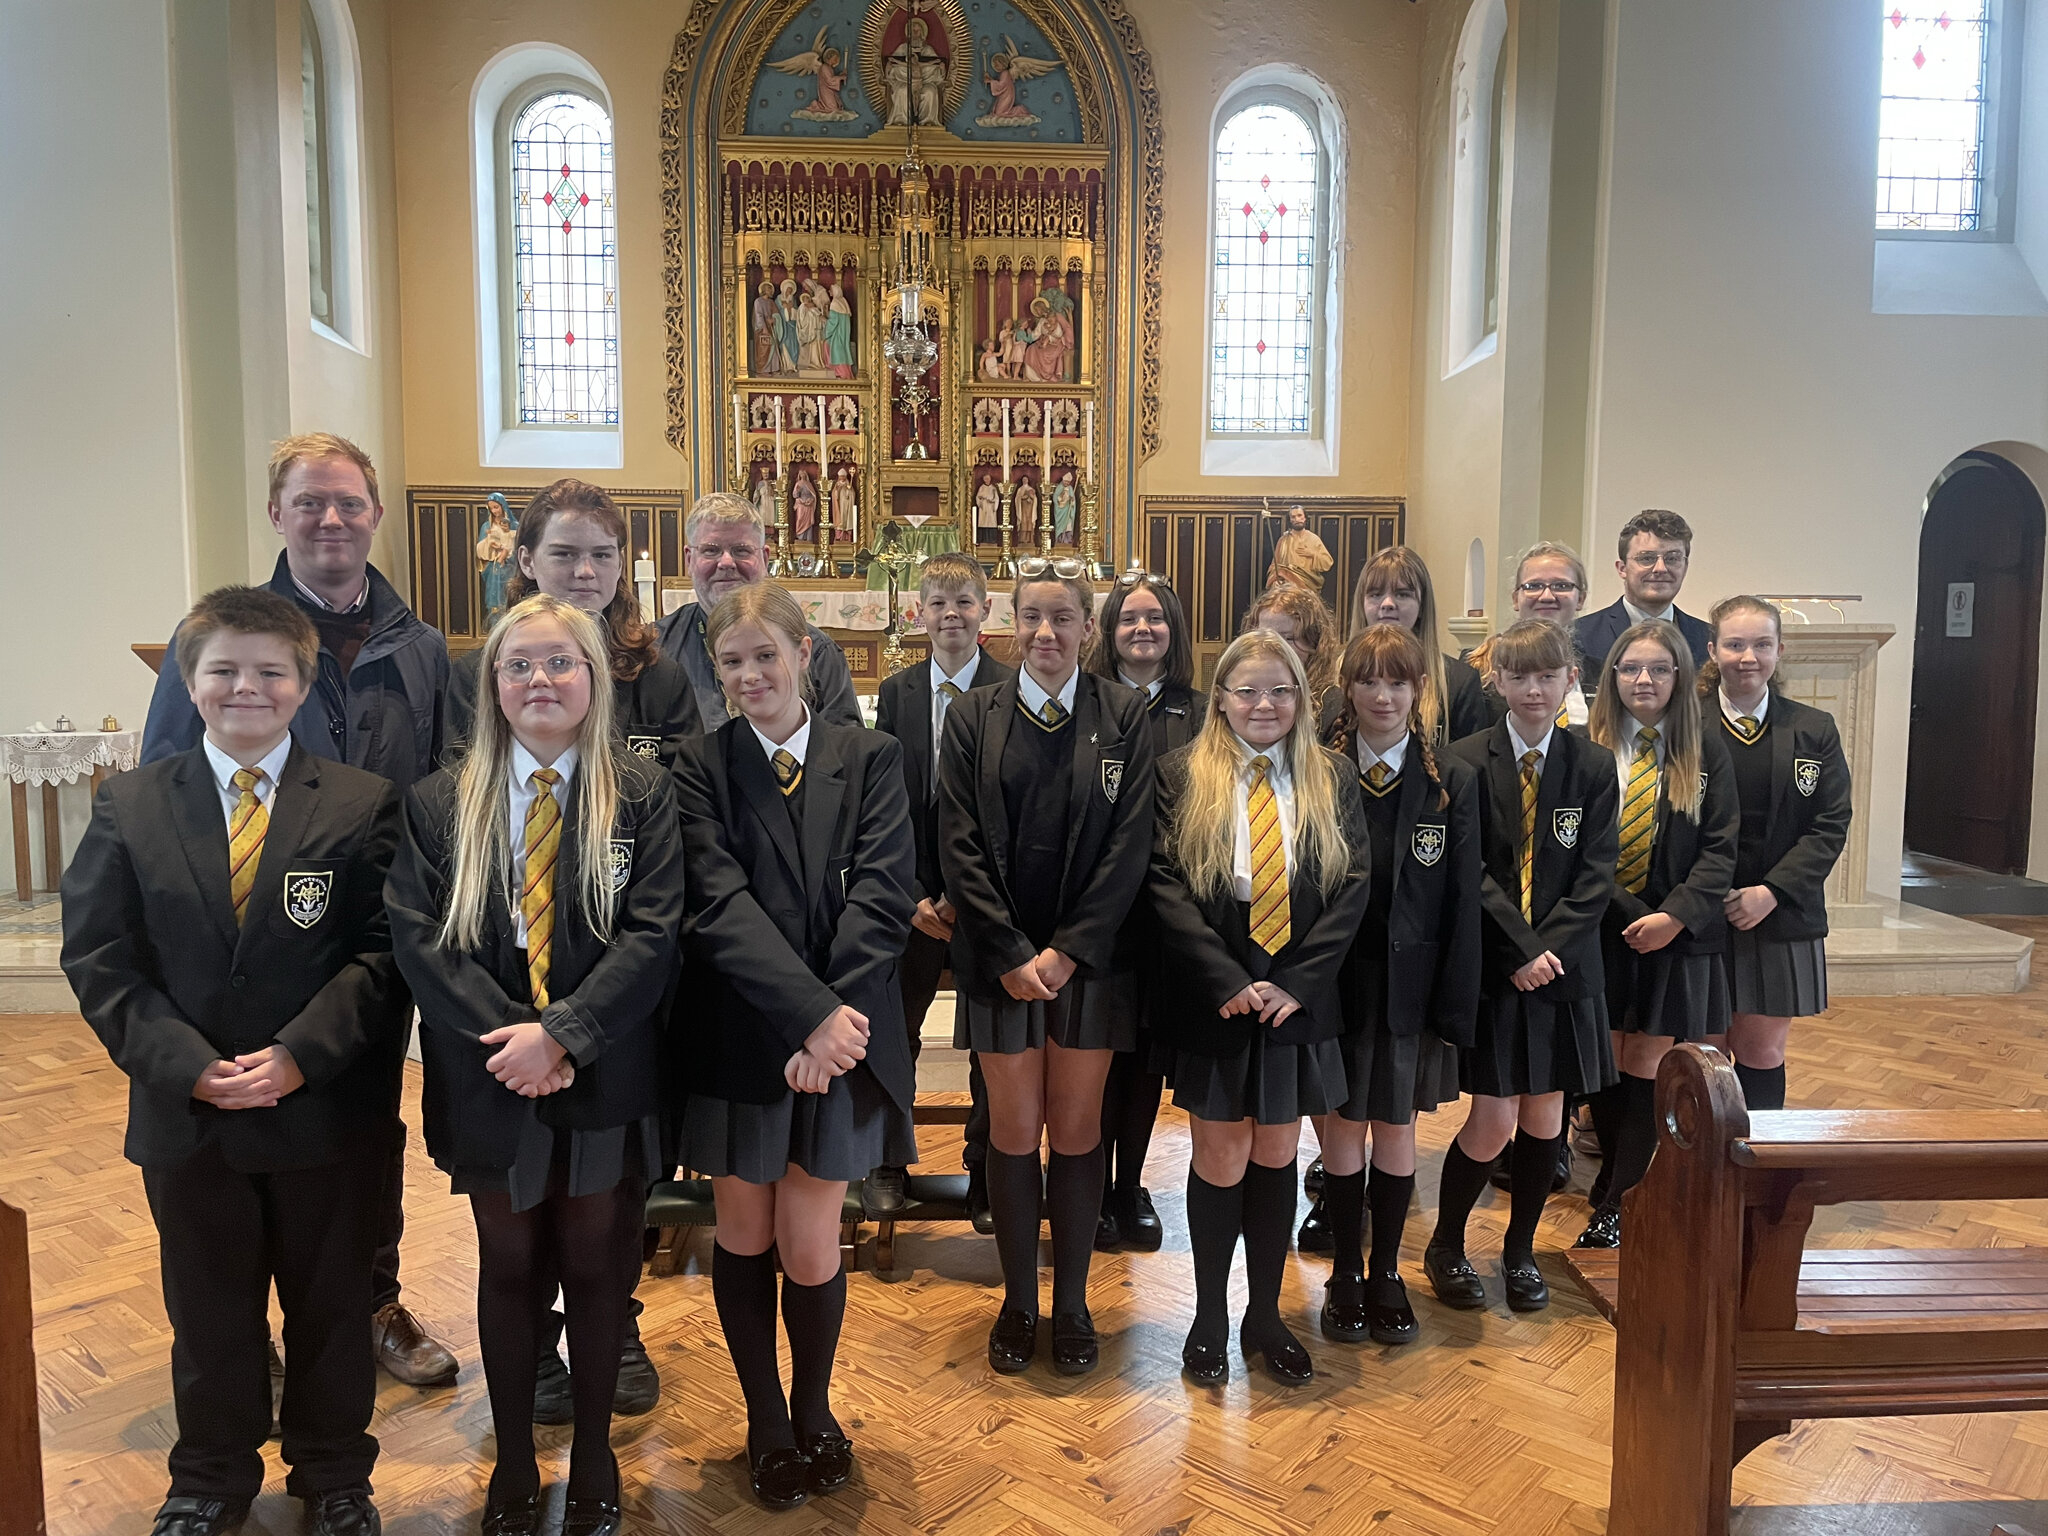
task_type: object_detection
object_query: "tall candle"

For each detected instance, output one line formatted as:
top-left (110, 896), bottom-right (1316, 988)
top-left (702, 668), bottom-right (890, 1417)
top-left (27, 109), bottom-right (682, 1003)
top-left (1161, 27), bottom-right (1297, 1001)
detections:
top-left (634, 551), bottom-right (655, 624)
top-left (1042, 400), bottom-right (1052, 481)
top-left (1084, 400), bottom-right (1095, 483)
top-left (732, 396), bottom-right (744, 484)
top-left (773, 395), bottom-right (785, 474)
top-left (817, 396), bottom-right (828, 493)
top-left (1002, 399), bottom-right (1012, 480)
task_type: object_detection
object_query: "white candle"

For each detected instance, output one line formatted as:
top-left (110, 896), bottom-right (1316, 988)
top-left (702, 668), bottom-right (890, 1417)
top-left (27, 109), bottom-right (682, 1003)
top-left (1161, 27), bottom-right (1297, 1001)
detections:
top-left (817, 396), bottom-right (828, 509)
top-left (732, 396), bottom-right (744, 485)
top-left (1085, 400), bottom-right (1095, 482)
top-left (633, 552), bottom-right (655, 624)
top-left (1042, 400), bottom-right (1052, 482)
top-left (1002, 399), bottom-right (1012, 480)
top-left (773, 395), bottom-right (785, 475)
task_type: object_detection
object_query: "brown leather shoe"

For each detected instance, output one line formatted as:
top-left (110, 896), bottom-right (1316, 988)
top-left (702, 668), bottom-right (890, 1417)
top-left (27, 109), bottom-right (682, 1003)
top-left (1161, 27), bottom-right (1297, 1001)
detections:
top-left (371, 1301), bottom-right (458, 1386)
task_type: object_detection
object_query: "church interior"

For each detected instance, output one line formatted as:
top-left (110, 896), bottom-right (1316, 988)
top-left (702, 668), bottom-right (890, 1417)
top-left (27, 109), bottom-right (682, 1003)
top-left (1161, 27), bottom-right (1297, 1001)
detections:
top-left (6, 0), bottom-right (2048, 1531)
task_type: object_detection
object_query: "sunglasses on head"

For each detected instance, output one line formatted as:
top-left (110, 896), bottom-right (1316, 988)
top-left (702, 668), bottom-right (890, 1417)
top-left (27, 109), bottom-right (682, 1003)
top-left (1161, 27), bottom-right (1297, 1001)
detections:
top-left (1114, 566), bottom-right (1172, 590)
top-left (1016, 556), bottom-right (1089, 580)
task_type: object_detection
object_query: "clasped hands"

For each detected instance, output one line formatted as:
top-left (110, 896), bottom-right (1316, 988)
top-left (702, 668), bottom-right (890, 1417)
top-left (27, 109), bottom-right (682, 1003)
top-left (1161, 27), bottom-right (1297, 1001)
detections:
top-left (191, 1044), bottom-right (306, 1109)
top-left (999, 947), bottom-right (1077, 1002)
top-left (786, 1003), bottom-right (870, 1094)
top-left (1723, 883), bottom-right (1778, 931)
top-left (480, 1021), bottom-right (575, 1098)
top-left (1221, 980), bottom-right (1303, 1026)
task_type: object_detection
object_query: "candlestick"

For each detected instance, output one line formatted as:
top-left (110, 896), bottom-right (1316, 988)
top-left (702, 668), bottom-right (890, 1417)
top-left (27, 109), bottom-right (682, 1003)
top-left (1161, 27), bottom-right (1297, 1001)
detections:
top-left (815, 466), bottom-right (835, 570)
top-left (767, 469), bottom-right (796, 577)
top-left (1080, 474), bottom-right (1105, 581)
top-left (732, 396), bottom-right (744, 487)
top-left (1001, 399), bottom-right (1012, 480)
top-left (1084, 400), bottom-right (1095, 483)
top-left (994, 479), bottom-right (1018, 578)
top-left (773, 395), bottom-right (785, 475)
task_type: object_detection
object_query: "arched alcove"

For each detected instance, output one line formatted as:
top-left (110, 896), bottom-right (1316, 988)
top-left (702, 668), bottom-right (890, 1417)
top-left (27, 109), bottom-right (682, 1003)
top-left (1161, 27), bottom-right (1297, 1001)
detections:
top-left (1463, 535), bottom-right (1486, 615)
top-left (1443, 0), bottom-right (1507, 376)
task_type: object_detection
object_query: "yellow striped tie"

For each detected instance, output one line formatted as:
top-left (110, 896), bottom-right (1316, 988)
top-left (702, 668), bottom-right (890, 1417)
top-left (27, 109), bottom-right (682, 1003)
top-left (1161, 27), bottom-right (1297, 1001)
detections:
top-left (1039, 697), bottom-right (1069, 728)
top-left (227, 768), bottom-right (268, 926)
top-left (1518, 750), bottom-right (1540, 922)
top-left (1247, 756), bottom-right (1291, 955)
top-left (522, 768), bottom-right (562, 1007)
top-left (772, 748), bottom-right (803, 796)
top-left (1363, 761), bottom-right (1396, 797)
top-left (1728, 714), bottom-right (1762, 744)
top-left (1617, 727), bottom-right (1660, 894)
top-left (1556, 704), bottom-right (1571, 729)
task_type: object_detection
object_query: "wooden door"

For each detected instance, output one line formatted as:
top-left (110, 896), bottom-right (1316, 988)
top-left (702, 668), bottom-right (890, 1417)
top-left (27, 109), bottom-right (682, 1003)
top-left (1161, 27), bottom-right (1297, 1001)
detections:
top-left (1904, 453), bottom-right (2046, 873)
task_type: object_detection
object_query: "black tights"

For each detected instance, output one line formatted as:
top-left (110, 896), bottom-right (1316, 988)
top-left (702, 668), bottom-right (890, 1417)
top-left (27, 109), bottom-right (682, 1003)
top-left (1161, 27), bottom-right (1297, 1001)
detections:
top-left (1100, 1049), bottom-right (1164, 1192)
top-left (470, 1174), bottom-right (644, 1504)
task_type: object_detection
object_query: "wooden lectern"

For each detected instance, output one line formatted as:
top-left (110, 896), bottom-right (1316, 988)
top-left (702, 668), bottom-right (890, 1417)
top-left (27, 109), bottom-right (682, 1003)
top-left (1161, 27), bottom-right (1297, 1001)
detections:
top-left (0, 1198), bottom-right (43, 1535)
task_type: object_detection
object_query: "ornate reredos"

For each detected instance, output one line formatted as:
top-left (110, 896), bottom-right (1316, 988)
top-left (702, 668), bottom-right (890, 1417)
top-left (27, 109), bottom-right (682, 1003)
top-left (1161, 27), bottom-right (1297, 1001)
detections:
top-left (662, 0), bottom-right (1162, 496)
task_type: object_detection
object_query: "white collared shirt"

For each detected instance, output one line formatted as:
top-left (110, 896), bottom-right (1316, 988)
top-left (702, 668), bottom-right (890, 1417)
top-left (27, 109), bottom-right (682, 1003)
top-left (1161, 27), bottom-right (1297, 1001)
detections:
top-left (1623, 597), bottom-right (1677, 627)
top-left (202, 734), bottom-right (292, 831)
top-left (291, 570), bottom-right (369, 614)
top-left (1231, 734), bottom-right (1297, 901)
top-left (930, 651), bottom-right (982, 771)
top-left (749, 701), bottom-right (813, 771)
top-left (1356, 733), bottom-right (1409, 780)
top-left (1614, 711), bottom-right (1667, 802)
top-left (1720, 688), bottom-right (1771, 731)
top-left (1018, 666), bottom-right (1079, 722)
top-left (508, 742), bottom-right (579, 947)
top-left (1119, 670), bottom-right (1165, 702)
top-left (1506, 717), bottom-right (1556, 777)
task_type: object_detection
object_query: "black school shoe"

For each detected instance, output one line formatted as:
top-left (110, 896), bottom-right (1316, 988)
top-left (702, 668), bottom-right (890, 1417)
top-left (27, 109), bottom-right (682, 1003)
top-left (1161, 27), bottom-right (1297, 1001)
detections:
top-left (1502, 1257), bottom-right (1550, 1312)
top-left (149, 1498), bottom-right (248, 1536)
top-left (1303, 1157), bottom-right (1325, 1199)
top-left (966, 1163), bottom-right (995, 1235)
top-left (1573, 1208), bottom-right (1622, 1249)
top-left (1422, 1243), bottom-right (1487, 1309)
top-left (1118, 1187), bottom-right (1164, 1251)
top-left (1239, 1319), bottom-right (1312, 1385)
top-left (1181, 1326), bottom-right (1229, 1386)
top-left (987, 1307), bottom-right (1038, 1373)
top-left (1051, 1310), bottom-right (1099, 1375)
top-left (1363, 1272), bottom-right (1420, 1345)
top-left (1319, 1275), bottom-right (1371, 1341)
top-left (747, 1444), bottom-right (810, 1509)
top-left (1295, 1193), bottom-right (1334, 1255)
top-left (802, 1430), bottom-right (856, 1494)
top-left (302, 1490), bottom-right (380, 1536)
top-left (614, 1296), bottom-right (660, 1416)
top-left (1093, 1201), bottom-right (1122, 1251)
top-left (561, 1499), bottom-right (623, 1536)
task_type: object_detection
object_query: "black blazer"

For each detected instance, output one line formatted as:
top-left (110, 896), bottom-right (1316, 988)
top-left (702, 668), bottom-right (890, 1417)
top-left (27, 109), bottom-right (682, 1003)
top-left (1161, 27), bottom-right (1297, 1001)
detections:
top-left (386, 753), bottom-right (685, 1171)
top-left (1602, 721), bottom-right (1738, 956)
top-left (1342, 737), bottom-right (1485, 1048)
top-left (1451, 721), bottom-right (1619, 1002)
top-left (1148, 744), bottom-right (1373, 1055)
top-left (1728, 694), bottom-right (1852, 942)
top-left (60, 744), bottom-right (410, 1172)
top-left (440, 646), bottom-right (703, 772)
top-left (1443, 655), bottom-right (1493, 742)
top-left (1575, 599), bottom-right (1712, 694)
top-left (937, 672), bottom-right (1157, 997)
top-left (1142, 681), bottom-right (1206, 757)
top-left (873, 649), bottom-right (1017, 904)
top-left (673, 717), bottom-right (917, 1108)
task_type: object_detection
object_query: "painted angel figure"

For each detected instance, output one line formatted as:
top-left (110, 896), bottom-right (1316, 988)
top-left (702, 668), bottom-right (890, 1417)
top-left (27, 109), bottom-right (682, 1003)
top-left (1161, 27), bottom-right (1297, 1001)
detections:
top-left (977, 34), bottom-right (1062, 127)
top-left (769, 27), bottom-right (859, 122)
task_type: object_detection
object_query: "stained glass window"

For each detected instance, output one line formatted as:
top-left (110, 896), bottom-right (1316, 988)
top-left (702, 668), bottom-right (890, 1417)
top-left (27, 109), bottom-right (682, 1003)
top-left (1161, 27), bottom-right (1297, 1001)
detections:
top-left (1209, 102), bottom-right (1320, 436)
top-left (512, 91), bottom-right (619, 425)
top-left (1877, 2), bottom-right (1993, 232)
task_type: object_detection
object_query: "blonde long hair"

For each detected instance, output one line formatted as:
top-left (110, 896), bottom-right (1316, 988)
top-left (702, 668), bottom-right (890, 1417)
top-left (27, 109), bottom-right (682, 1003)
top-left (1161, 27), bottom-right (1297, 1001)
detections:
top-left (1168, 630), bottom-right (1352, 903)
top-left (1588, 620), bottom-right (1703, 819)
top-left (703, 582), bottom-right (815, 716)
top-left (440, 595), bottom-right (625, 953)
top-left (1350, 546), bottom-right (1451, 744)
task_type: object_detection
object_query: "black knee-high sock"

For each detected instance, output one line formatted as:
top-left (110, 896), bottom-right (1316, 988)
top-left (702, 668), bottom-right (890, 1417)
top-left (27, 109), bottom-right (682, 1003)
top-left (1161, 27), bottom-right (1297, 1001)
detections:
top-left (780, 1269), bottom-right (846, 1442)
top-left (1366, 1166), bottom-right (1416, 1277)
top-left (1323, 1169), bottom-right (1366, 1280)
top-left (1734, 1061), bottom-right (1787, 1112)
top-left (1603, 1072), bottom-right (1661, 1213)
top-left (1112, 1072), bottom-right (1164, 1192)
top-left (1046, 1144), bottom-right (1105, 1318)
top-left (712, 1244), bottom-right (791, 1455)
top-left (985, 1147), bottom-right (1044, 1317)
top-left (1431, 1141), bottom-right (1494, 1255)
top-left (1185, 1171), bottom-right (1243, 1346)
top-left (1586, 1081), bottom-right (1625, 1165)
top-left (1238, 1160), bottom-right (1297, 1339)
top-left (1502, 1131), bottom-right (1562, 1266)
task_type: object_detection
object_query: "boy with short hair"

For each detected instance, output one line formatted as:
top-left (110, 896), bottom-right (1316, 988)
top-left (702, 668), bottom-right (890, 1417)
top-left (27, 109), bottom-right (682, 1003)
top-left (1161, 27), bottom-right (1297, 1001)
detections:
top-left (64, 586), bottom-right (410, 1536)
top-left (867, 553), bottom-right (1015, 1220)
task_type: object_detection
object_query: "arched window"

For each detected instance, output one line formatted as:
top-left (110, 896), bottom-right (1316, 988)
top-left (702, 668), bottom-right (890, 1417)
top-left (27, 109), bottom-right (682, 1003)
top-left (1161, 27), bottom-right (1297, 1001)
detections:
top-left (300, 0), bottom-right (366, 346)
top-left (1877, 0), bottom-right (2018, 236)
top-left (1203, 72), bottom-right (1344, 475)
top-left (510, 91), bottom-right (618, 425)
top-left (471, 44), bottom-right (622, 468)
top-left (1446, 0), bottom-right (1508, 374)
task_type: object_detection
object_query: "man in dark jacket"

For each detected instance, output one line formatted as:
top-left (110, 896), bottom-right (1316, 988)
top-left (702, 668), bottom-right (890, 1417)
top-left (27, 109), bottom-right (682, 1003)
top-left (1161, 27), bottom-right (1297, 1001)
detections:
top-left (654, 490), bottom-right (864, 729)
top-left (140, 432), bottom-right (459, 1391)
top-left (1573, 508), bottom-right (1712, 693)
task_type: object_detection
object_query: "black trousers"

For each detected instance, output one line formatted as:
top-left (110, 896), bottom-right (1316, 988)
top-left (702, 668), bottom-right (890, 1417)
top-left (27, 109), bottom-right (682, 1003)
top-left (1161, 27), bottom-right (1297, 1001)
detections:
top-left (142, 1139), bottom-right (380, 1504)
top-left (898, 927), bottom-right (989, 1168)
top-left (369, 1127), bottom-right (406, 1310)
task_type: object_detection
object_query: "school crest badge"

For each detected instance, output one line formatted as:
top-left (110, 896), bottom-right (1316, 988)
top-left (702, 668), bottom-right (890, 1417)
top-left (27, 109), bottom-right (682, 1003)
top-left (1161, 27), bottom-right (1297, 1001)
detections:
top-left (1412, 825), bottom-right (1446, 867)
top-left (283, 871), bottom-right (331, 929)
top-left (607, 840), bottom-right (633, 893)
top-left (1553, 808), bottom-right (1583, 850)
top-left (1101, 760), bottom-right (1124, 804)
top-left (626, 734), bottom-right (660, 759)
top-left (1699, 771), bottom-right (1710, 800)
top-left (1794, 759), bottom-right (1821, 798)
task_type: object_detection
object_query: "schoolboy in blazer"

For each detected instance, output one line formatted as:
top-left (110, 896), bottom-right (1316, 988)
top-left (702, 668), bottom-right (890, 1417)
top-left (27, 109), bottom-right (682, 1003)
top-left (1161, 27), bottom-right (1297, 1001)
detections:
top-left (63, 586), bottom-right (409, 1536)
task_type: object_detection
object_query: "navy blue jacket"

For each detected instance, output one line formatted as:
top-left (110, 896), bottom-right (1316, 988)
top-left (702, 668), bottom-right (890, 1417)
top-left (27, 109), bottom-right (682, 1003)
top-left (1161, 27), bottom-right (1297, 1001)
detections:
top-left (1575, 598), bottom-right (1712, 695)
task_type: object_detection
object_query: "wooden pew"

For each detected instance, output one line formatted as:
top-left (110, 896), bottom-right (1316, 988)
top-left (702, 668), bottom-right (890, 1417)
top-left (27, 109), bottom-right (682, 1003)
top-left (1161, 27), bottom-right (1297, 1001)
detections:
top-left (0, 1197), bottom-right (45, 1536)
top-left (1566, 1043), bottom-right (2048, 1536)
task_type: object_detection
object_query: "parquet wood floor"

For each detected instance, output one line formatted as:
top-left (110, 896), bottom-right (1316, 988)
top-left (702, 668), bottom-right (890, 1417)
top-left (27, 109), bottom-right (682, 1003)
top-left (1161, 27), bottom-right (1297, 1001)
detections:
top-left (10, 960), bottom-right (2048, 1534)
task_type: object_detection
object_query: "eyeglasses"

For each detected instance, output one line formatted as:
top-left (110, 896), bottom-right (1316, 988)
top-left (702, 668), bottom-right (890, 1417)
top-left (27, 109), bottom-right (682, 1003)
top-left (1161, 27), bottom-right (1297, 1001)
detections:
top-left (1614, 662), bottom-right (1675, 681)
top-left (496, 654), bottom-right (590, 684)
top-left (1627, 551), bottom-right (1687, 571)
top-left (1115, 566), bottom-right (1172, 589)
top-left (1517, 579), bottom-right (1582, 596)
top-left (1017, 556), bottom-right (1088, 579)
top-left (1225, 684), bottom-right (1298, 705)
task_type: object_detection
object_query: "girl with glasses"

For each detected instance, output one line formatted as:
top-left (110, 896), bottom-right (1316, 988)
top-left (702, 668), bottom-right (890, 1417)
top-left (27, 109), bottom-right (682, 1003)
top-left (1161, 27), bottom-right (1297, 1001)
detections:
top-left (1084, 573), bottom-right (1203, 1253)
top-left (1150, 629), bottom-right (1369, 1385)
top-left (388, 594), bottom-right (686, 1534)
top-left (939, 567), bottom-right (1157, 1379)
top-left (1574, 621), bottom-right (1736, 1249)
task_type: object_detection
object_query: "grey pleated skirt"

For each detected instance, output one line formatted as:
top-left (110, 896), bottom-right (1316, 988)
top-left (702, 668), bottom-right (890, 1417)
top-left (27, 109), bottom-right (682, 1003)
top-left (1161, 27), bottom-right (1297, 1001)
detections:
top-left (1172, 1036), bottom-right (1348, 1125)
top-left (1728, 931), bottom-right (1828, 1018)
top-left (1463, 992), bottom-right (1616, 1099)
top-left (682, 1069), bottom-right (918, 1185)
top-left (957, 968), bottom-right (1139, 1055)
top-left (1336, 1026), bottom-right (1461, 1125)
top-left (445, 1114), bottom-right (667, 1215)
top-left (1608, 948), bottom-right (1734, 1042)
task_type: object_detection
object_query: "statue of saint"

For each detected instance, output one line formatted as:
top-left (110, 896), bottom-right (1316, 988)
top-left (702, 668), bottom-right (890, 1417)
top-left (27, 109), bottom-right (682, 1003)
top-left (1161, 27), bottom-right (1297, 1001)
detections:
top-left (1014, 478), bottom-right (1039, 542)
top-left (1267, 505), bottom-right (1334, 593)
top-left (885, 17), bottom-right (947, 127)
top-left (791, 469), bottom-right (819, 542)
top-left (975, 472), bottom-right (1002, 537)
top-left (1049, 469), bottom-right (1078, 545)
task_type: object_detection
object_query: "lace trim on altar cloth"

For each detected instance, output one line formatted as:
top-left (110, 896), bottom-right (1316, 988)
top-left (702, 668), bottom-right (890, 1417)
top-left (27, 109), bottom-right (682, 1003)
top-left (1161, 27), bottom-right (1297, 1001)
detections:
top-left (1, 731), bottom-right (142, 787)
